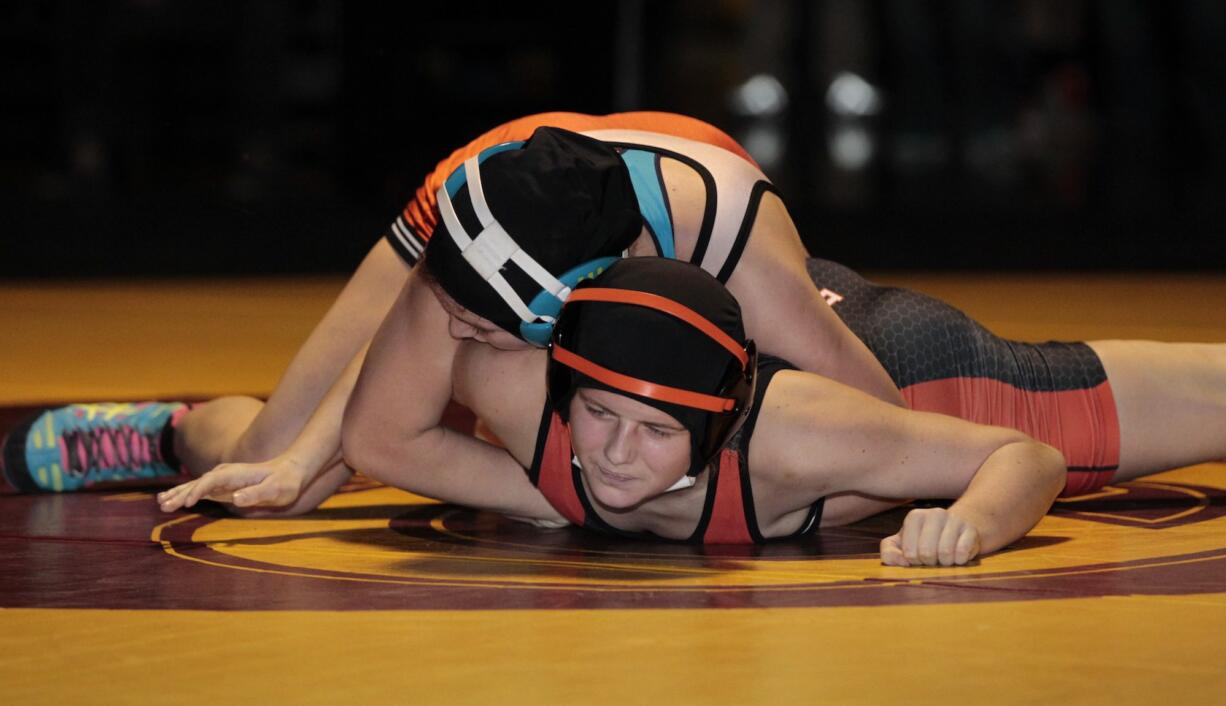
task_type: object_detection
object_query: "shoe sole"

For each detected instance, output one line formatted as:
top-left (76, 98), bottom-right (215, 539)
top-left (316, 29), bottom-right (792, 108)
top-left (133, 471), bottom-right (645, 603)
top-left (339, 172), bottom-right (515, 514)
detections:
top-left (1, 412), bottom-right (43, 493)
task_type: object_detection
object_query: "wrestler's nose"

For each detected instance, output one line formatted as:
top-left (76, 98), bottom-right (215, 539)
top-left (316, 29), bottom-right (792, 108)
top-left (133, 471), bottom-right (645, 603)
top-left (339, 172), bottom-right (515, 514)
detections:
top-left (604, 421), bottom-right (636, 466)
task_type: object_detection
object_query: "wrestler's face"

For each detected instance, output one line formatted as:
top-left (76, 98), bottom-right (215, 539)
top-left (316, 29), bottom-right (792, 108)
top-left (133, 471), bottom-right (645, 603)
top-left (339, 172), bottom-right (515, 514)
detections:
top-left (427, 279), bottom-right (536, 351)
top-left (568, 388), bottom-right (692, 510)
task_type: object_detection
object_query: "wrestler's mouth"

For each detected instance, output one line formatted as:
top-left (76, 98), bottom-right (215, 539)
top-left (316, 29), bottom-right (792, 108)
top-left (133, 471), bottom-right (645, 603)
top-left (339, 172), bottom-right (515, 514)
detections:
top-left (595, 463), bottom-right (636, 485)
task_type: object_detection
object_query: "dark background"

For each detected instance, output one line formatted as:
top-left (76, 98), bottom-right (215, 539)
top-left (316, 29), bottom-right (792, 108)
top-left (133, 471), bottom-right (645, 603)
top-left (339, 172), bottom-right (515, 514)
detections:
top-left (3, 0), bottom-right (1224, 278)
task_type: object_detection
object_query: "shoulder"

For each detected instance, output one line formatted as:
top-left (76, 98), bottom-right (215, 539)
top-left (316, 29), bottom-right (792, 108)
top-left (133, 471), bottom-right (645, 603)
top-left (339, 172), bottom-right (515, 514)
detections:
top-left (744, 370), bottom-right (840, 496)
top-left (450, 345), bottom-right (548, 465)
top-left (745, 368), bottom-right (920, 502)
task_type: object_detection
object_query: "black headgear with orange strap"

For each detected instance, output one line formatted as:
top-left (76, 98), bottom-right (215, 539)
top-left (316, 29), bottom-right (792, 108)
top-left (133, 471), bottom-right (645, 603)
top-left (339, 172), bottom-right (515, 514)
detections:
top-left (547, 258), bottom-right (757, 477)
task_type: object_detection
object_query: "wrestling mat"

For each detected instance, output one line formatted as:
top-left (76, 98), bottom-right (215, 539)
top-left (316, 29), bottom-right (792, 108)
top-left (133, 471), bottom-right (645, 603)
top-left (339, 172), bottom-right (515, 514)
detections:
top-left (3, 274), bottom-right (1224, 704)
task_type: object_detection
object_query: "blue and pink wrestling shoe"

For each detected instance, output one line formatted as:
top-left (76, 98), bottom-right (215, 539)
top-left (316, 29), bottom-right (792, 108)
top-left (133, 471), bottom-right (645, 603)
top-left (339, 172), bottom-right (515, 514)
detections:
top-left (1, 402), bottom-right (187, 493)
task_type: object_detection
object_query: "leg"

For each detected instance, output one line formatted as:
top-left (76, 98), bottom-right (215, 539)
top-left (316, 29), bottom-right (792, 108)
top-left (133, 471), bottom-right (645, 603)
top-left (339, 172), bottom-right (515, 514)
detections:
top-left (2, 240), bottom-right (408, 494)
top-left (172, 396), bottom-right (262, 474)
top-left (1088, 340), bottom-right (1226, 481)
top-left (175, 239), bottom-right (410, 469)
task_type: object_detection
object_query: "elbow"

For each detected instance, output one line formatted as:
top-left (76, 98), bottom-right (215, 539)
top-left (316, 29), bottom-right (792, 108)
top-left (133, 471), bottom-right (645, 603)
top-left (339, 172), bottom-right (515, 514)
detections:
top-left (340, 396), bottom-right (436, 487)
top-left (1030, 441), bottom-right (1068, 502)
top-left (340, 399), bottom-right (398, 484)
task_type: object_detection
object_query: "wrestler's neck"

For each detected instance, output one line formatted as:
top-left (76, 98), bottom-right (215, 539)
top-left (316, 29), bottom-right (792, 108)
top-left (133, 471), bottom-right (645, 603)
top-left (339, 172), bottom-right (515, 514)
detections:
top-left (583, 462), bottom-right (713, 539)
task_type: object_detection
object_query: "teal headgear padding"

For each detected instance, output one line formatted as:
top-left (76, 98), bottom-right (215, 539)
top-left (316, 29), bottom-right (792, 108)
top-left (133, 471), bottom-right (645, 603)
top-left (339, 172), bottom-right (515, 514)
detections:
top-left (442, 141), bottom-right (525, 198)
top-left (519, 255), bottom-right (620, 345)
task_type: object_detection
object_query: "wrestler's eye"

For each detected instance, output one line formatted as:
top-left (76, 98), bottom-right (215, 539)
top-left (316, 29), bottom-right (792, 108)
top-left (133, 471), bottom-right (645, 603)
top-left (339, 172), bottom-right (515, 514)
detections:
top-left (584, 404), bottom-right (611, 419)
top-left (643, 425), bottom-right (677, 439)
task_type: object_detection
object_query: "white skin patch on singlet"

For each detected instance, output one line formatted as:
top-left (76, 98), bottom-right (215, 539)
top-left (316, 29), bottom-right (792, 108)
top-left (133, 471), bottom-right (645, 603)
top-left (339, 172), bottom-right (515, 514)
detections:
top-left (581, 129), bottom-right (772, 280)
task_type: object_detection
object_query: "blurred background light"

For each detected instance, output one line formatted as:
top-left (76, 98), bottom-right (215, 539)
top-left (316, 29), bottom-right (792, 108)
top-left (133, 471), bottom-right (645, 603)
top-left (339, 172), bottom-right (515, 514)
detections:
top-left (825, 71), bottom-right (882, 118)
top-left (731, 73), bottom-right (789, 117)
top-left (828, 124), bottom-right (875, 171)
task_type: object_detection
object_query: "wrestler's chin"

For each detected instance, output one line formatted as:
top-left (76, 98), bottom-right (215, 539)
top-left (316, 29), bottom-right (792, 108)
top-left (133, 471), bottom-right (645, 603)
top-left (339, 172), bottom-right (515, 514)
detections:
top-left (585, 466), bottom-right (649, 511)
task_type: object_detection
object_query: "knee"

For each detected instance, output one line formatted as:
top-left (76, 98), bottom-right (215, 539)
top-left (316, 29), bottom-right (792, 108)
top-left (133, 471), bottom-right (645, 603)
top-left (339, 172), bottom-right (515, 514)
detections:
top-left (176, 396), bottom-right (265, 465)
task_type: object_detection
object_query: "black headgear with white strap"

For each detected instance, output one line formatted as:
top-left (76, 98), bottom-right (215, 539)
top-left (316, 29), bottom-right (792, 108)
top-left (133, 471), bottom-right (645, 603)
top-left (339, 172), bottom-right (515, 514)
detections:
top-left (423, 127), bottom-right (642, 341)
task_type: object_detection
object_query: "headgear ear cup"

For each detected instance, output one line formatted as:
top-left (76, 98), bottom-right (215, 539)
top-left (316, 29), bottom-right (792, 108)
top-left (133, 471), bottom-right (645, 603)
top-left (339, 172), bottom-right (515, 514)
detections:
top-left (547, 258), bottom-right (757, 476)
top-left (422, 127), bottom-right (642, 340)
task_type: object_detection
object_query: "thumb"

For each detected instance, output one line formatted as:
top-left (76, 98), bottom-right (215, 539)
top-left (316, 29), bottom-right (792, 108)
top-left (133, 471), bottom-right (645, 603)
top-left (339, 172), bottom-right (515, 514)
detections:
top-left (880, 533), bottom-right (908, 566)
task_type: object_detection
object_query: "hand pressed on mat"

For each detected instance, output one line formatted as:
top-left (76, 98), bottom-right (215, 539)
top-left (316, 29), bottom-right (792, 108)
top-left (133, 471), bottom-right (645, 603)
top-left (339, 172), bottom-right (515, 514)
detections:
top-left (157, 455), bottom-right (311, 511)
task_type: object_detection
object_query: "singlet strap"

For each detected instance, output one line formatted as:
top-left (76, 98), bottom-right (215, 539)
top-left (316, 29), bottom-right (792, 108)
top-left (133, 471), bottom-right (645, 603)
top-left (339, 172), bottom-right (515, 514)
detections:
top-left (620, 149), bottom-right (676, 259)
top-left (526, 402), bottom-right (554, 486)
top-left (527, 411), bottom-right (587, 526)
top-left (699, 354), bottom-right (801, 543)
top-left (714, 181), bottom-right (780, 283)
top-left (605, 141), bottom-right (718, 274)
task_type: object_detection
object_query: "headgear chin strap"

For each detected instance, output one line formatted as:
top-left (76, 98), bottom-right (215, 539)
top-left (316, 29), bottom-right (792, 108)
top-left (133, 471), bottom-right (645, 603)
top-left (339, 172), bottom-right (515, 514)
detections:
top-left (436, 141), bottom-right (624, 345)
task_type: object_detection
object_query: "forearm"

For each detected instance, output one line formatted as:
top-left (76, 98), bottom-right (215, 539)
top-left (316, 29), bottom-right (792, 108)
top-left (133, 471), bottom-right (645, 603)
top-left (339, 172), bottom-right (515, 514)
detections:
top-left (948, 441), bottom-right (1066, 555)
top-left (278, 343), bottom-right (369, 481)
top-left (346, 422), bottom-right (561, 521)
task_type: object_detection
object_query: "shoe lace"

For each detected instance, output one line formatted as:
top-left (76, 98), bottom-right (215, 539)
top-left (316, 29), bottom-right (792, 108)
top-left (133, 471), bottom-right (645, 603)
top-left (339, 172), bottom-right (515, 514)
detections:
top-left (61, 425), bottom-right (160, 476)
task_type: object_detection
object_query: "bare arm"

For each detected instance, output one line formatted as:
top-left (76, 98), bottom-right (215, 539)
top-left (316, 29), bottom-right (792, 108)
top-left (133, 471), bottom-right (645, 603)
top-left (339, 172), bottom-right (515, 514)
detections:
top-left (341, 267), bottom-right (563, 522)
top-left (726, 192), bottom-right (904, 406)
top-left (157, 345), bottom-right (366, 515)
top-left (750, 371), bottom-right (1066, 564)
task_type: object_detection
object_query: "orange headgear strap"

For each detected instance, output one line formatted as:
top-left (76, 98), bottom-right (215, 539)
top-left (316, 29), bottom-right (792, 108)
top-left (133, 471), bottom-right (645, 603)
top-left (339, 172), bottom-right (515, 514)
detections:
top-left (551, 345), bottom-right (737, 413)
top-left (563, 288), bottom-right (749, 368)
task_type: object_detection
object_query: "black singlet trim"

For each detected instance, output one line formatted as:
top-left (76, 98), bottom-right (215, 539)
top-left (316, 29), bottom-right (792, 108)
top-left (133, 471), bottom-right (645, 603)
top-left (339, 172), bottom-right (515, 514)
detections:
top-left (736, 459), bottom-right (768, 544)
top-left (525, 403), bottom-right (555, 487)
top-left (733, 355), bottom-right (792, 543)
top-left (715, 180), bottom-right (777, 284)
top-left (605, 142), bottom-right (717, 270)
top-left (787, 497), bottom-right (825, 539)
top-left (1069, 464), bottom-right (1119, 472)
top-left (652, 153), bottom-right (673, 257)
top-left (384, 229), bottom-right (420, 266)
top-left (685, 462), bottom-right (722, 544)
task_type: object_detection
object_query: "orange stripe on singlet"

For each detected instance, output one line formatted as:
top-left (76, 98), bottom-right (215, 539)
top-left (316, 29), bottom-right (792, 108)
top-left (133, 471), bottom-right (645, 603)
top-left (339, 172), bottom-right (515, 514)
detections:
top-left (401, 112), bottom-right (756, 244)
top-left (902, 377), bottom-right (1122, 497)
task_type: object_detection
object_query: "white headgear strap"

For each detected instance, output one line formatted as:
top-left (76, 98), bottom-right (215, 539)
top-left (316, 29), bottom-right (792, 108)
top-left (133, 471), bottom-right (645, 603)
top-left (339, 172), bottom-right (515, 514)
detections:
top-left (436, 156), bottom-right (573, 324)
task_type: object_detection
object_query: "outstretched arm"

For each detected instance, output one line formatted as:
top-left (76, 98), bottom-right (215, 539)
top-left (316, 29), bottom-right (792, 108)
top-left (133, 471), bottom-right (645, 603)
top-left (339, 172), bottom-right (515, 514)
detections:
top-left (877, 440), bottom-right (1066, 566)
top-left (750, 371), bottom-right (1066, 565)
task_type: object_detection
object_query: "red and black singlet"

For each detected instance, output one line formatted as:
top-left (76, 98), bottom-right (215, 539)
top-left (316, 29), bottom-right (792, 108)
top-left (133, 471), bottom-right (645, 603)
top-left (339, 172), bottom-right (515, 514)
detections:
top-left (807, 257), bottom-right (1122, 497)
top-left (525, 357), bottom-right (823, 545)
